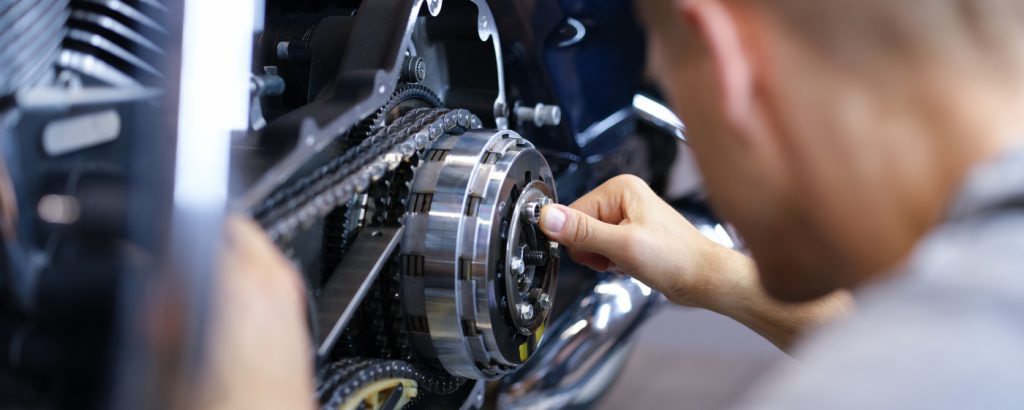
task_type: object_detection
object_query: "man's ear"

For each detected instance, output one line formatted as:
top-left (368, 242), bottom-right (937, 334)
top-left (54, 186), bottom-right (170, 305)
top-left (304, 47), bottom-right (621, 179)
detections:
top-left (678, 0), bottom-right (758, 137)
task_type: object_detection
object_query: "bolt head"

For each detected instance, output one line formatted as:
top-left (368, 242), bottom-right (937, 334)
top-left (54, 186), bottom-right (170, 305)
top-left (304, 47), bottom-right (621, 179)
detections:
top-left (517, 303), bottom-right (535, 321)
top-left (522, 196), bottom-right (553, 225)
top-left (510, 257), bottom-right (525, 274)
top-left (537, 293), bottom-right (552, 311)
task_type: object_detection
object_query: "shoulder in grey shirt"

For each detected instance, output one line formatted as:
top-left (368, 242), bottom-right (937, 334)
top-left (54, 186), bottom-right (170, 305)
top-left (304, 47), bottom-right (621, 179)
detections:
top-left (736, 147), bottom-right (1024, 410)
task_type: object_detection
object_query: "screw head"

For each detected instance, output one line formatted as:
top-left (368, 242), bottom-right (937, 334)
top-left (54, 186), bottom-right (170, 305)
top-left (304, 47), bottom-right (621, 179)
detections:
top-left (537, 293), bottom-right (552, 311)
top-left (510, 257), bottom-right (525, 275)
top-left (517, 303), bottom-right (535, 321)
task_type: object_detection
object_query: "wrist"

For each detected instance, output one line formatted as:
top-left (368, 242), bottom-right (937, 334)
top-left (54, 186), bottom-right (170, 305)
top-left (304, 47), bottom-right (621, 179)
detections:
top-left (691, 244), bottom-right (758, 317)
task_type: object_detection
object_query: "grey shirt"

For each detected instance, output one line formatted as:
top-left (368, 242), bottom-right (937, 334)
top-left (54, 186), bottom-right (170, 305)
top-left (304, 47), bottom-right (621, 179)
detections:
top-left (737, 148), bottom-right (1024, 410)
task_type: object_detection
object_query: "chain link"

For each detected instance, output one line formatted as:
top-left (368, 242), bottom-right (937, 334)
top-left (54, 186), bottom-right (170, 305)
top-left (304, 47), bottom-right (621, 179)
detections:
top-left (254, 108), bottom-right (482, 243)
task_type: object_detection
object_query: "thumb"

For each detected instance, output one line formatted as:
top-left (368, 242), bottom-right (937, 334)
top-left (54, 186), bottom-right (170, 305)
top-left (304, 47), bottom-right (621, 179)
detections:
top-left (539, 204), bottom-right (627, 258)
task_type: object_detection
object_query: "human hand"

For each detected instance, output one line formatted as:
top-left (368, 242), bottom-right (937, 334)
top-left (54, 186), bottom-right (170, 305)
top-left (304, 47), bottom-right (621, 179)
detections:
top-left (539, 175), bottom-right (740, 309)
top-left (197, 216), bottom-right (315, 410)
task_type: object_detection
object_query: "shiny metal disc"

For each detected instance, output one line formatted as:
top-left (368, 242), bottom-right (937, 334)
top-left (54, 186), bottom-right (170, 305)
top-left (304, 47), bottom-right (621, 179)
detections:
top-left (402, 128), bottom-right (558, 380)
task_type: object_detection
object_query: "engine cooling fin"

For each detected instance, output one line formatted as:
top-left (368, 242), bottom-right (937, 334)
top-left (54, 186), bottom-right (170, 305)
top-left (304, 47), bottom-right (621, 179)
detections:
top-left (0, 0), bottom-right (69, 95)
top-left (62, 0), bottom-right (168, 86)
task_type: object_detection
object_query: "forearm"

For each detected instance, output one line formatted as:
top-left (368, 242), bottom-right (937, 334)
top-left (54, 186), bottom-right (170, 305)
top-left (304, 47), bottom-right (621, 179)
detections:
top-left (682, 246), bottom-right (854, 352)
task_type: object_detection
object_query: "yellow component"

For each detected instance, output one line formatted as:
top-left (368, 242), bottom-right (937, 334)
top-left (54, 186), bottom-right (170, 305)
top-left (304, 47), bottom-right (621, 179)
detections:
top-left (519, 323), bottom-right (547, 362)
top-left (338, 378), bottom-right (418, 410)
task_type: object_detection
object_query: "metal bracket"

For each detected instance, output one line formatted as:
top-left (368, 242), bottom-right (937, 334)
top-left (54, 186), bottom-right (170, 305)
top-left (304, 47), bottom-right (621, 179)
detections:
top-left (315, 226), bottom-right (403, 357)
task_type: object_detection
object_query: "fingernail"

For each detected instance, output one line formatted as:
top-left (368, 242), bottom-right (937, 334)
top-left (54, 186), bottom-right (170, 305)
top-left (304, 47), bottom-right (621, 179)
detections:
top-left (542, 205), bottom-right (566, 233)
top-left (608, 263), bottom-right (627, 276)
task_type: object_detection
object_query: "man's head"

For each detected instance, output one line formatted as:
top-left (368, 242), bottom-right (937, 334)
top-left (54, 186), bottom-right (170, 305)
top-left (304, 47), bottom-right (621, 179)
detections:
top-left (638, 0), bottom-right (1024, 301)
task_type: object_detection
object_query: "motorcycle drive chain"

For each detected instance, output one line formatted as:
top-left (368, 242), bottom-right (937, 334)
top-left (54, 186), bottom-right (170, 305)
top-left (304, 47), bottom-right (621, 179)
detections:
top-left (252, 106), bottom-right (481, 404)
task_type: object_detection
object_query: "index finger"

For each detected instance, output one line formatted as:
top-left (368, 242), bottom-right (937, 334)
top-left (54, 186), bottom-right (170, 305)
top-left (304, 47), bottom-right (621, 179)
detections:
top-left (568, 174), bottom-right (649, 225)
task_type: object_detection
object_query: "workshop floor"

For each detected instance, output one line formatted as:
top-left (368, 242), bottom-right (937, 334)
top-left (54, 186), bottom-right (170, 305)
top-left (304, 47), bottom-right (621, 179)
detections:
top-left (597, 306), bottom-right (788, 410)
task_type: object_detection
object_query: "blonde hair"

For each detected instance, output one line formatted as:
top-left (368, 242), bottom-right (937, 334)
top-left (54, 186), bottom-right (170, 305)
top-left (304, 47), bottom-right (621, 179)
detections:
top-left (642, 0), bottom-right (1024, 75)
top-left (758, 0), bottom-right (1024, 65)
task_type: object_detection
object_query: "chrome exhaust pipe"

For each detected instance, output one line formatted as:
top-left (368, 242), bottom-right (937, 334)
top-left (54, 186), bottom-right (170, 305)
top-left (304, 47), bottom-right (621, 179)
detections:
top-left (497, 203), bottom-right (741, 409)
top-left (497, 273), bottom-right (663, 409)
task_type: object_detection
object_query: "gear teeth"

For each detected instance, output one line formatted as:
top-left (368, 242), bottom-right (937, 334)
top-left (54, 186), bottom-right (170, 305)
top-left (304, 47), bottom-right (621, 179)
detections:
top-left (317, 358), bottom-right (421, 410)
top-left (256, 87), bottom-right (492, 400)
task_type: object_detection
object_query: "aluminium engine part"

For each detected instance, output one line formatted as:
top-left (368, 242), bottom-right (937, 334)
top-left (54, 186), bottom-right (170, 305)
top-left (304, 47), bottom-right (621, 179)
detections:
top-left (0, 0), bottom-right (68, 95)
top-left (60, 0), bottom-right (167, 86)
top-left (402, 128), bottom-right (558, 380)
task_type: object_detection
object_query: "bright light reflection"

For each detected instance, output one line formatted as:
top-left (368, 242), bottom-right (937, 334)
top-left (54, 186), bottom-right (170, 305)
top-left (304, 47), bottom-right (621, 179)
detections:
top-left (175, 0), bottom-right (255, 207)
top-left (630, 278), bottom-right (652, 296)
top-left (714, 224), bottom-right (736, 249)
top-left (594, 304), bottom-right (611, 330)
top-left (595, 283), bottom-right (632, 313)
top-left (562, 319), bottom-right (588, 338)
top-left (633, 94), bottom-right (686, 141)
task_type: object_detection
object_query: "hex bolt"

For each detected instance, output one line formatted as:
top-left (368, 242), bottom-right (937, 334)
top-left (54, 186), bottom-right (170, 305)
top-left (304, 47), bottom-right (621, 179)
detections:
top-left (515, 103), bottom-right (562, 127)
top-left (510, 257), bottom-right (526, 275)
top-left (517, 302), bottom-right (535, 321)
top-left (523, 250), bottom-right (548, 266)
top-left (401, 55), bottom-right (427, 83)
top-left (522, 196), bottom-right (553, 225)
top-left (537, 293), bottom-right (552, 311)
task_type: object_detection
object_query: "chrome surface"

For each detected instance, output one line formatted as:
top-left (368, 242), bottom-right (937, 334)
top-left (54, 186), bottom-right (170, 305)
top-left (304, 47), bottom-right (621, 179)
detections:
top-left (497, 274), bottom-right (660, 410)
top-left (555, 18), bottom-right (587, 48)
top-left (315, 226), bottom-right (403, 357)
top-left (520, 197), bottom-right (551, 225)
top-left (633, 93), bottom-right (687, 142)
top-left (497, 210), bottom-right (742, 409)
top-left (575, 107), bottom-right (632, 148)
top-left (402, 128), bottom-right (557, 380)
top-left (505, 182), bottom-right (556, 334)
top-left (515, 103), bottom-right (562, 127)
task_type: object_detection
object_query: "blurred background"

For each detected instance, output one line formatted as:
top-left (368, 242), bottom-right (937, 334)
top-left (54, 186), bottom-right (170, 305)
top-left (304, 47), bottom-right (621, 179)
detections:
top-left (600, 307), bottom-right (785, 409)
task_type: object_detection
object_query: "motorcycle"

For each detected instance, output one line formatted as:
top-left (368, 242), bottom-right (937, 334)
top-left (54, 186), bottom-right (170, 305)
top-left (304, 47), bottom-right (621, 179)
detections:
top-left (0, 0), bottom-right (737, 408)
